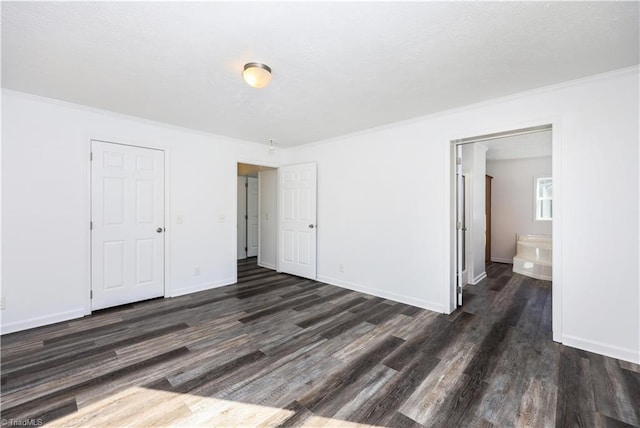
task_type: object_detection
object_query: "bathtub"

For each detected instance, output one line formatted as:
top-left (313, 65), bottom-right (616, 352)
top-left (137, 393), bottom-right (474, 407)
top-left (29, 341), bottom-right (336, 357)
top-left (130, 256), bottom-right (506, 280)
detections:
top-left (512, 234), bottom-right (552, 281)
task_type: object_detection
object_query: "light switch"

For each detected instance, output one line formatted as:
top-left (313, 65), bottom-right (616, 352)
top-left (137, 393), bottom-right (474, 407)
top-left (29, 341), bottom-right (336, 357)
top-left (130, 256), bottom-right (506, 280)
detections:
top-left (217, 214), bottom-right (226, 223)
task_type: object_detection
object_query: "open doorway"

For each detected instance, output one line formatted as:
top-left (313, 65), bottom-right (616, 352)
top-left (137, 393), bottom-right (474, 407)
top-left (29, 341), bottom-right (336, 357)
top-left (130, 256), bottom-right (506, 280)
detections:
top-left (237, 163), bottom-right (277, 270)
top-left (236, 161), bottom-right (319, 281)
top-left (450, 124), bottom-right (558, 340)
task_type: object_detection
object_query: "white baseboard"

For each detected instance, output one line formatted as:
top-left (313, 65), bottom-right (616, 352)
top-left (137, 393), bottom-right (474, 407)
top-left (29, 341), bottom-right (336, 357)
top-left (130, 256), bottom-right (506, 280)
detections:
top-left (563, 334), bottom-right (639, 364)
top-left (1, 308), bottom-right (86, 335)
top-left (169, 277), bottom-right (236, 298)
top-left (1, 278), bottom-right (238, 334)
top-left (469, 272), bottom-right (487, 285)
top-left (258, 261), bottom-right (276, 270)
top-left (316, 275), bottom-right (444, 313)
top-left (491, 257), bottom-right (513, 264)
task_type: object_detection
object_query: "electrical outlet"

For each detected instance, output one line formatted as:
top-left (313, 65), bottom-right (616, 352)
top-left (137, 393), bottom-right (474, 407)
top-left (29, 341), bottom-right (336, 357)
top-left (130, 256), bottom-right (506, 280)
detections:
top-left (339, 264), bottom-right (344, 273)
top-left (0, 296), bottom-right (5, 310)
top-left (194, 266), bottom-right (201, 276)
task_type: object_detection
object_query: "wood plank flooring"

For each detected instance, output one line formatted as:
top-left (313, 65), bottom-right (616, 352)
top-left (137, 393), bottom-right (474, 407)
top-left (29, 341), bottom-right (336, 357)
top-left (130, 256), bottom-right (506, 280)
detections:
top-left (1, 260), bottom-right (639, 427)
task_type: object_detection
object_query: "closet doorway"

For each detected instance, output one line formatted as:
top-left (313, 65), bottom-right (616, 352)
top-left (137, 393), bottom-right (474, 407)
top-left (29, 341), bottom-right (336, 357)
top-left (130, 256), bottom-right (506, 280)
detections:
top-left (237, 163), bottom-right (277, 269)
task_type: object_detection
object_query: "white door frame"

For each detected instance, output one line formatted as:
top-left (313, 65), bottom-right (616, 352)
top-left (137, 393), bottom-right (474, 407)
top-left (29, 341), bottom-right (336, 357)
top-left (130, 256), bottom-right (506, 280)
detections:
top-left (86, 138), bottom-right (171, 315)
top-left (445, 119), bottom-right (563, 343)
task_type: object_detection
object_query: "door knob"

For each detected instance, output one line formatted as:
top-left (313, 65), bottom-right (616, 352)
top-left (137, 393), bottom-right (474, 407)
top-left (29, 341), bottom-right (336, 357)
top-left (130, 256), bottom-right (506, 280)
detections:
top-left (156, 227), bottom-right (164, 233)
top-left (308, 224), bottom-right (315, 229)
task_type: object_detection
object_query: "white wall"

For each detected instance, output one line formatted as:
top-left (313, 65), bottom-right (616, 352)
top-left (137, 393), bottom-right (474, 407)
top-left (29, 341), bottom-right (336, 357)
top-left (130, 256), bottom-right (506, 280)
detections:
top-left (487, 157), bottom-right (552, 262)
top-left (284, 67), bottom-right (639, 363)
top-left (462, 143), bottom-right (487, 284)
top-left (258, 169), bottom-right (277, 269)
top-left (1, 90), bottom-right (279, 333)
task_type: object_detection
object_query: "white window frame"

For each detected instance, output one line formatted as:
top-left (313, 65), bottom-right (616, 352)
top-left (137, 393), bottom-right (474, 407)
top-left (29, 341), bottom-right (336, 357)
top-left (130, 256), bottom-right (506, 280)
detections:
top-left (535, 176), bottom-right (553, 221)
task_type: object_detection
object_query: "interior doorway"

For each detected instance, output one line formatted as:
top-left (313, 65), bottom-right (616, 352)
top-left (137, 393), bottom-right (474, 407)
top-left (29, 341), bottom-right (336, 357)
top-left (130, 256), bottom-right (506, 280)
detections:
top-left (236, 161), bottom-right (318, 280)
top-left (451, 124), bottom-right (555, 317)
top-left (237, 163), bottom-right (277, 269)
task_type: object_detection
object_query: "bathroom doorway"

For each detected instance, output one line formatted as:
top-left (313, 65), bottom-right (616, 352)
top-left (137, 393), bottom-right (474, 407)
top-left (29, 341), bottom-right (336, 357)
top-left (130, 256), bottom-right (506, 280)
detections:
top-left (449, 122), bottom-right (562, 342)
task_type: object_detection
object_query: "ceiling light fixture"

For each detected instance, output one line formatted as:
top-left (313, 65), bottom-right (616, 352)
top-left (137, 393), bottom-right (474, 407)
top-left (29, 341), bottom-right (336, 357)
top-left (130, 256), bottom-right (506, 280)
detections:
top-left (243, 62), bottom-right (272, 88)
top-left (268, 138), bottom-right (276, 152)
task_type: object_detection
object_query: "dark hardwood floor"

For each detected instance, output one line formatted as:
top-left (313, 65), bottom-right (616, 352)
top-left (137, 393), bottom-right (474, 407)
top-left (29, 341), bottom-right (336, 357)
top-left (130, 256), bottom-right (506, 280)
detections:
top-left (1, 259), bottom-right (639, 427)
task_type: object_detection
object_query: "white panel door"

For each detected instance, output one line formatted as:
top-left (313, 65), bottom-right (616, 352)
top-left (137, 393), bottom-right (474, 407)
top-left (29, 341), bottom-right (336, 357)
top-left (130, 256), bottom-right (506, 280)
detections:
top-left (237, 176), bottom-right (247, 260)
top-left (247, 177), bottom-right (259, 257)
top-left (91, 141), bottom-right (165, 310)
top-left (278, 163), bottom-right (317, 279)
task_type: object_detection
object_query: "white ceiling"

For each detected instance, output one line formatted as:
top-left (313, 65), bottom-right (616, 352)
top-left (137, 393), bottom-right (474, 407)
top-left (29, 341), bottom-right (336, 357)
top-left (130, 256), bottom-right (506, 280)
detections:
top-left (2, 2), bottom-right (638, 147)
top-left (483, 130), bottom-right (552, 161)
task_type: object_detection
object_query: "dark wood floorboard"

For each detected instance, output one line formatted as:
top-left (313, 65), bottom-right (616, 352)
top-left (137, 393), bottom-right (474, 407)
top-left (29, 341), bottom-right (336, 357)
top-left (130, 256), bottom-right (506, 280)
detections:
top-left (1, 259), bottom-right (638, 427)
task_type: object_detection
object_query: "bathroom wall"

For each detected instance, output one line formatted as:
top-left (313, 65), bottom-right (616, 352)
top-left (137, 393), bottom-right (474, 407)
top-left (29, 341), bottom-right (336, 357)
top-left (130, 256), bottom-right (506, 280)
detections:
top-left (486, 157), bottom-right (552, 262)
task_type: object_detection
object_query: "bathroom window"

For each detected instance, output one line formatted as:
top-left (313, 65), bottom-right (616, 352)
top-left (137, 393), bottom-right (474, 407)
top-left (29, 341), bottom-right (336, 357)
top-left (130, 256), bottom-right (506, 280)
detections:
top-left (535, 177), bottom-right (553, 221)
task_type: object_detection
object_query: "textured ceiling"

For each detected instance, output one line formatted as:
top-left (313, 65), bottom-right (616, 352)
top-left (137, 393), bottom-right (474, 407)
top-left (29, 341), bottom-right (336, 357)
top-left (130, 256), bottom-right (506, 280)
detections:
top-left (2, 2), bottom-right (638, 147)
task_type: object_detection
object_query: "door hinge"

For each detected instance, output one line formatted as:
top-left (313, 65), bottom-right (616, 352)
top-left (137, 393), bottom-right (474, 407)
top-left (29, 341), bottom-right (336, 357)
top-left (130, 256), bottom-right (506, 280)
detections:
top-left (245, 215), bottom-right (248, 220)
top-left (90, 152), bottom-right (93, 161)
top-left (244, 247), bottom-right (248, 252)
top-left (90, 290), bottom-right (93, 299)
top-left (245, 182), bottom-right (248, 188)
top-left (456, 157), bottom-right (462, 165)
top-left (90, 221), bottom-right (93, 230)
top-left (457, 285), bottom-right (462, 293)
